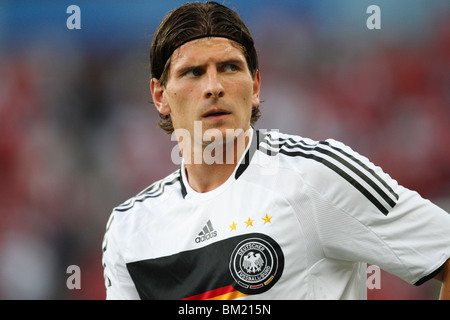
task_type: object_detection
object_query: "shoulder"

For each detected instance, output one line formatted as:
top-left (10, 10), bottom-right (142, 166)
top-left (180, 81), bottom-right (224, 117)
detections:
top-left (104, 169), bottom-right (183, 246)
top-left (255, 130), bottom-right (351, 173)
top-left (255, 130), bottom-right (399, 216)
top-left (111, 169), bottom-right (183, 219)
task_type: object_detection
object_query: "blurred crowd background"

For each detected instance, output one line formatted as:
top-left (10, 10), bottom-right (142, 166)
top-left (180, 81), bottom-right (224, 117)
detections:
top-left (0, 0), bottom-right (448, 299)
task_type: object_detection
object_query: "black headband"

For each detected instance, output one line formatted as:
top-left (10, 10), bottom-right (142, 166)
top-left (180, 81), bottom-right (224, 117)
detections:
top-left (154, 34), bottom-right (243, 79)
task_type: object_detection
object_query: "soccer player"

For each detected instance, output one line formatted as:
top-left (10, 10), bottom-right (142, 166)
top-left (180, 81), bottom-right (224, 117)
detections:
top-left (102, 1), bottom-right (450, 300)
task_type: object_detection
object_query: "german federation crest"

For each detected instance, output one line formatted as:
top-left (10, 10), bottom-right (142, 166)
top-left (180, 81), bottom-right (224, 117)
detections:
top-left (229, 234), bottom-right (284, 295)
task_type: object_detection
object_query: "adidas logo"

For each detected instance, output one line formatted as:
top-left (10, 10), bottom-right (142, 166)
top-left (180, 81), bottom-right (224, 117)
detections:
top-left (195, 220), bottom-right (217, 243)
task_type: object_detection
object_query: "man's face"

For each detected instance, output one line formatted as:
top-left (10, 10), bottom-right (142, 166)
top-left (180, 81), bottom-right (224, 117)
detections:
top-left (152, 37), bottom-right (260, 146)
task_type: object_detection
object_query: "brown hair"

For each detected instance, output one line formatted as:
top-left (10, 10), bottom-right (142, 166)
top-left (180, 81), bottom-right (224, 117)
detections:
top-left (150, 1), bottom-right (261, 134)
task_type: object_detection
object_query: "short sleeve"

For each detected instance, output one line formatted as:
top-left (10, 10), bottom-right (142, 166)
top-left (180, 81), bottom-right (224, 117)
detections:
top-left (312, 139), bottom-right (450, 285)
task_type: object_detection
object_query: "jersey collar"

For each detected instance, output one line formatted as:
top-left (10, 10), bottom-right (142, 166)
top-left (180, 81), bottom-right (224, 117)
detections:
top-left (179, 127), bottom-right (259, 199)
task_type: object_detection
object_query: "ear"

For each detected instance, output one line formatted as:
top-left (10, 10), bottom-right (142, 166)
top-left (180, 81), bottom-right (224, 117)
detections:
top-left (150, 78), bottom-right (170, 115)
top-left (251, 70), bottom-right (261, 107)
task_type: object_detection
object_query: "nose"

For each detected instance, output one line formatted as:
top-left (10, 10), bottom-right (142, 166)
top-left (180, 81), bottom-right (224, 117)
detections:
top-left (204, 69), bottom-right (224, 99)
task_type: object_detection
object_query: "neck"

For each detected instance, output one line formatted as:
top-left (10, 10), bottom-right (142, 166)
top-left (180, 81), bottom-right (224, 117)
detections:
top-left (182, 128), bottom-right (251, 193)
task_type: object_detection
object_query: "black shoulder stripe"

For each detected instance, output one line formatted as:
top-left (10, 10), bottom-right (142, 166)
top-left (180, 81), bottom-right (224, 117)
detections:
top-left (318, 140), bottom-right (399, 201)
top-left (259, 134), bottom-right (396, 215)
top-left (264, 134), bottom-right (399, 204)
top-left (312, 145), bottom-right (397, 208)
top-left (114, 172), bottom-right (181, 213)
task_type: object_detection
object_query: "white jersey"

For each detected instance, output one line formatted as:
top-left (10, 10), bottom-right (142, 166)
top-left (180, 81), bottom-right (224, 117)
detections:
top-left (102, 128), bottom-right (450, 300)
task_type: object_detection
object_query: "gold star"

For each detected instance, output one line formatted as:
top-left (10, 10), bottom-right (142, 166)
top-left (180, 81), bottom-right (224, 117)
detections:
top-left (245, 217), bottom-right (254, 228)
top-left (229, 221), bottom-right (237, 231)
top-left (262, 213), bottom-right (272, 224)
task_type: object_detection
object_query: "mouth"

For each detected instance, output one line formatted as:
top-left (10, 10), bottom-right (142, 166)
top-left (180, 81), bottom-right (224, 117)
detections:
top-left (202, 108), bottom-right (231, 119)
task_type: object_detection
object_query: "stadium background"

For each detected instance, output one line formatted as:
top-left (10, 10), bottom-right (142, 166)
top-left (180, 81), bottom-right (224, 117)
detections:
top-left (0, 0), bottom-right (448, 299)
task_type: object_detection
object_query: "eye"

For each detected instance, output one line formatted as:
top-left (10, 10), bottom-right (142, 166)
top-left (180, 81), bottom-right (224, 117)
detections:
top-left (185, 68), bottom-right (202, 77)
top-left (223, 64), bottom-right (238, 72)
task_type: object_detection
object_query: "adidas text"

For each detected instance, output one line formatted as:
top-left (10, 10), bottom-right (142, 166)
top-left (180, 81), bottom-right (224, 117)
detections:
top-left (195, 231), bottom-right (217, 243)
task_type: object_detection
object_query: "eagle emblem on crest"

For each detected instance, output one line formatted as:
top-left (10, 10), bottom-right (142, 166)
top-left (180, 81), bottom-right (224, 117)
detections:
top-left (243, 252), bottom-right (264, 273)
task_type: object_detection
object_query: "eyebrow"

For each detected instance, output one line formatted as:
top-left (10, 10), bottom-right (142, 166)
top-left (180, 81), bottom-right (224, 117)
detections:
top-left (218, 59), bottom-right (246, 68)
top-left (174, 57), bottom-right (247, 77)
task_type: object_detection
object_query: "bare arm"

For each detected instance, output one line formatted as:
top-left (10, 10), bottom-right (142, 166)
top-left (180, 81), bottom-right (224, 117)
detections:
top-left (433, 258), bottom-right (450, 300)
